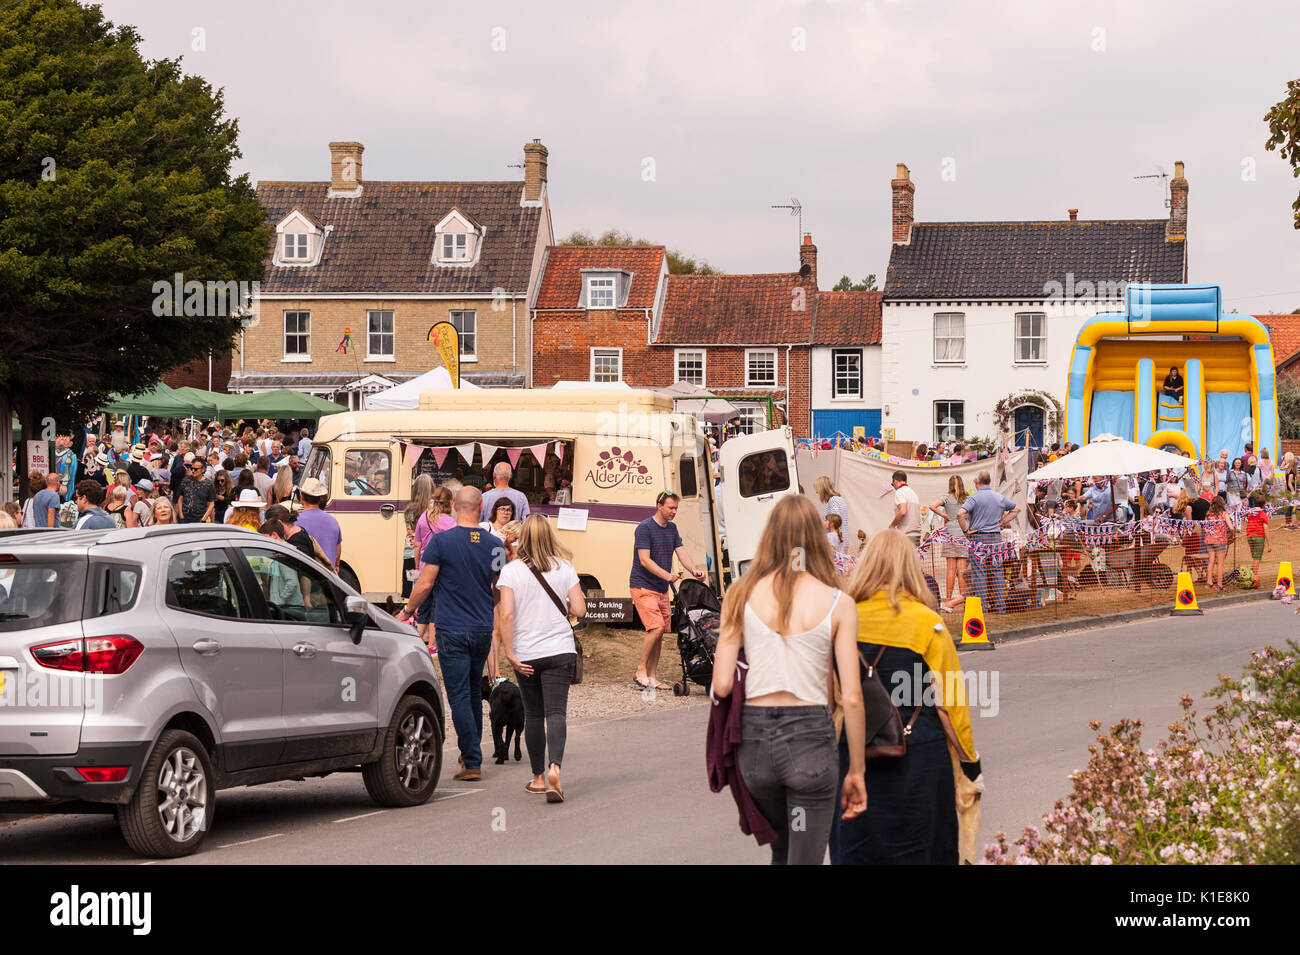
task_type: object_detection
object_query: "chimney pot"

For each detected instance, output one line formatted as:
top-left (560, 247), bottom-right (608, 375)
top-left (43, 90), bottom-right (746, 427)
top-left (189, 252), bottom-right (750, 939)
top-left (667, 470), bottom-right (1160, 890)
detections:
top-left (328, 141), bottom-right (364, 194)
top-left (1068, 209), bottom-right (1078, 221)
top-left (891, 163), bottom-right (915, 244)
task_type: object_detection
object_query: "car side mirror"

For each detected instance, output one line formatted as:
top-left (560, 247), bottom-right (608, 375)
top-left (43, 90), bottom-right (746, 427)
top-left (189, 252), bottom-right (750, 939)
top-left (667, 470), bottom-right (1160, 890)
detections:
top-left (345, 595), bottom-right (369, 644)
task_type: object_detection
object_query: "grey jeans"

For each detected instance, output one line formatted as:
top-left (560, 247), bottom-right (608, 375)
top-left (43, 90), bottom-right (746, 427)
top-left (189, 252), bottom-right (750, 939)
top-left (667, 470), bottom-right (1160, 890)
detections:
top-left (737, 705), bottom-right (838, 865)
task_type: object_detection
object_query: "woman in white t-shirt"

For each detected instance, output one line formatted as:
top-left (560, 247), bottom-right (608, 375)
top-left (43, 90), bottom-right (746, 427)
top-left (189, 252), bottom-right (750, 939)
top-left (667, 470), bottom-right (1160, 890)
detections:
top-left (498, 515), bottom-right (586, 803)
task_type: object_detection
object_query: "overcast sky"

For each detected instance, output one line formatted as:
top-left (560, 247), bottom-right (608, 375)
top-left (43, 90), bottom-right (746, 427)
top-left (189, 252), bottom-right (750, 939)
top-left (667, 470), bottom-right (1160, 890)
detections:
top-left (104, 0), bottom-right (1300, 313)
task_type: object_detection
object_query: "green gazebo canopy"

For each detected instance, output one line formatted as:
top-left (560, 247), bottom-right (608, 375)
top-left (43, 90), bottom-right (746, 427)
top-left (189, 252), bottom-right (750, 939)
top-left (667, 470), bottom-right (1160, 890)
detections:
top-left (104, 382), bottom-right (216, 418)
top-left (221, 389), bottom-right (347, 420)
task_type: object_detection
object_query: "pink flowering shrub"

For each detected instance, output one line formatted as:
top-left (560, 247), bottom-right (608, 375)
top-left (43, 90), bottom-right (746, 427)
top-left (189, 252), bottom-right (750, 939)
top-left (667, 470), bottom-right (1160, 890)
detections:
top-left (984, 642), bottom-right (1300, 864)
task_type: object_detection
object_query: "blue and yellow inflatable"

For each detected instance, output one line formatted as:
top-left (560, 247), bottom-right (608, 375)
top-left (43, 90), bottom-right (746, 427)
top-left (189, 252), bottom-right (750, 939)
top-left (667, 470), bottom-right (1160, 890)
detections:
top-left (1064, 284), bottom-right (1278, 460)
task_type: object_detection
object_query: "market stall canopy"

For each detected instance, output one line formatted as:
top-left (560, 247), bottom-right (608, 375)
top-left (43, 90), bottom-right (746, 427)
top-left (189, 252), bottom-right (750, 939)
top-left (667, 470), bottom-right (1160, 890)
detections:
top-left (1027, 434), bottom-right (1199, 480)
top-left (222, 389), bottom-right (347, 420)
top-left (171, 386), bottom-right (242, 419)
top-left (365, 366), bottom-right (477, 410)
top-left (103, 382), bottom-right (216, 418)
top-left (653, 383), bottom-right (740, 423)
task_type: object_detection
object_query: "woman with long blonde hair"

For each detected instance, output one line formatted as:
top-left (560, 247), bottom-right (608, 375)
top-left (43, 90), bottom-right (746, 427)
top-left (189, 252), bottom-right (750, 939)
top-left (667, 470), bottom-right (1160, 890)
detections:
top-left (499, 514), bottom-right (586, 802)
top-left (832, 530), bottom-right (979, 865)
top-left (928, 474), bottom-right (970, 612)
top-left (269, 465), bottom-right (294, 506)
top-left (412, 485), bottom-right (455, 652)
top-left (713, 495), bottom-right (866, 865)
top-left (814, 476), bottom-right (849, 531)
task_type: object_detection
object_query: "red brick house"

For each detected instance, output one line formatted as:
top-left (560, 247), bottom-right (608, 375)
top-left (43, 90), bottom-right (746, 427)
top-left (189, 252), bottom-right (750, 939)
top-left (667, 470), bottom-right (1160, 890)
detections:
top-left (1258, 314), bottom-right (1300, 381)
top-left (529, 236), bottom-right (878, 437)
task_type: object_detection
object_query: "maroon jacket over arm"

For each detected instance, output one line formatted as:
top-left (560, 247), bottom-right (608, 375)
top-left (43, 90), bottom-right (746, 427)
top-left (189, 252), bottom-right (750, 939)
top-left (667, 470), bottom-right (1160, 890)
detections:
top-left (705, 653), bottom-right (779, 846)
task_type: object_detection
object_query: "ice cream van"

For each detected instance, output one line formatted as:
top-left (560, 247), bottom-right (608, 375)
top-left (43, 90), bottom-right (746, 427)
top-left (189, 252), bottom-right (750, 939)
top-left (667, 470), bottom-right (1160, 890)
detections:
top-left (301, 388), bottom-right (797, 621)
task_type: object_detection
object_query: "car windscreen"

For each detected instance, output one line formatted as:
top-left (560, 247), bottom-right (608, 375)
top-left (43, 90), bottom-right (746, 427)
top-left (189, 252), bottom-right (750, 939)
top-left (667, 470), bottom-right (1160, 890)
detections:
top-left (0, 559), bottom-right (86, 632)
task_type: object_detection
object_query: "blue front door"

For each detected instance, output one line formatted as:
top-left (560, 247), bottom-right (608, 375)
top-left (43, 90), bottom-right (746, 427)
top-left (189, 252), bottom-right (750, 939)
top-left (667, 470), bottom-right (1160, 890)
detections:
top-left (1014, 406), bottom-right (1044, 451)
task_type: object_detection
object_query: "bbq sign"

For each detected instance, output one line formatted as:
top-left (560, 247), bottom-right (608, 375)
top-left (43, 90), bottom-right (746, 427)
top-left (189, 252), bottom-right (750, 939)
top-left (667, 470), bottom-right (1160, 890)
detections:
top-left (587, 446), bottom-right (655, 490)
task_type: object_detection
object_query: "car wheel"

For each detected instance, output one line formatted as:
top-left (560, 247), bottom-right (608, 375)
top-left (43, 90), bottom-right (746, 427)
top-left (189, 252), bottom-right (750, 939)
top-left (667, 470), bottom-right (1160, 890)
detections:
top-left (338, 565), bottom-right (361, 593)
top-left (363, 695), bottom-right (442, 807)
top-left (117, 729), bottom-right (214, 858)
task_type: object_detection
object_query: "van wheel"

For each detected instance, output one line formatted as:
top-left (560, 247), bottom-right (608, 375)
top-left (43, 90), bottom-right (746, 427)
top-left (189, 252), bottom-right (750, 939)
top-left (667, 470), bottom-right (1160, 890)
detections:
top-left (117, 729), bottom-right (214, 858)
top-left (339, 565), bottom-right (361, 593)
top-left (363, 695), bottom-right (442, 807)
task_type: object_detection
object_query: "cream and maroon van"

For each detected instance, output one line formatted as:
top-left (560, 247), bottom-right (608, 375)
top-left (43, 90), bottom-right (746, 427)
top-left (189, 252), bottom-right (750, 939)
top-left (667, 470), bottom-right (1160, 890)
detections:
top-left (302, 388), bottom-right (796, 621)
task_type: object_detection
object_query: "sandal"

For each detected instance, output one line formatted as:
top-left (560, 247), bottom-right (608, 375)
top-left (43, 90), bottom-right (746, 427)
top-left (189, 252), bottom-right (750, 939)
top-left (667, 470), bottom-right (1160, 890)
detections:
top-left (633, 677), bottom-right (670, 691)
top-left (525, 782), bottom-right (548, 795)
top-left (546, 767), bottom-right (564, 803)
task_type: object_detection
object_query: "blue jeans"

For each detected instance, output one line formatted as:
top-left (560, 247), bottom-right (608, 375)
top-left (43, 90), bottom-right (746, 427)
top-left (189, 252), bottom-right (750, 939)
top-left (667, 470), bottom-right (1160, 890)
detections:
top-left (438, 629), bottom-right (493, 769)
top-left (969, 532), bottom-right (1005, 613)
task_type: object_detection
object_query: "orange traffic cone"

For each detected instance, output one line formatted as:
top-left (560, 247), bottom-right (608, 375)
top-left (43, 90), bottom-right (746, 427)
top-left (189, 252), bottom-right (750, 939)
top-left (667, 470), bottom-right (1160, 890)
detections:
top-left (1274, 561), bottom-right (1295, 599)
top-left (958, 597), bottom-right (995, 650)
top-left (1171, 571), bottom-right (1203, 616)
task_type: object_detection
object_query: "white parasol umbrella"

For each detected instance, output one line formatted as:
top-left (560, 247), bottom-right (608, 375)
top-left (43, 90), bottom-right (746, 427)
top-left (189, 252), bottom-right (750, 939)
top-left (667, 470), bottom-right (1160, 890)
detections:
top-left (1027, 434), bottom-right (1198, 480)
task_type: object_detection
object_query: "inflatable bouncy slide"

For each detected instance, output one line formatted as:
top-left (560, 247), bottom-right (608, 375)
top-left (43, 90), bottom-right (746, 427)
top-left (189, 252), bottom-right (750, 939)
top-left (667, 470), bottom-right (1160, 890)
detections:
top-left (1064, 284), bottom-right (1278, 461)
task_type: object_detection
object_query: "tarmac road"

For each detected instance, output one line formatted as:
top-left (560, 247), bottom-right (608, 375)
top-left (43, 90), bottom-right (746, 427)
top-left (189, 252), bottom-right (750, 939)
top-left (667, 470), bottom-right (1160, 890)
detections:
top-left (0, 599), bottom-right (1287, 864)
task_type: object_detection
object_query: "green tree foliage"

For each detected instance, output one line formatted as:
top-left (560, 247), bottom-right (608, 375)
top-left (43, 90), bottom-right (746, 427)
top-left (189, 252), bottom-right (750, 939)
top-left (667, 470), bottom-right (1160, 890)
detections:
top-left (1277, 374), bottom-right (1300, 440)
top-left (0, 0), bottom-right (270, 443)
top-left (1264, 78), bottom-right (1300, 228)
top-left (831, 274), bottom-right (878, 291)
top-left (558, 229), bottom-right (720, 274)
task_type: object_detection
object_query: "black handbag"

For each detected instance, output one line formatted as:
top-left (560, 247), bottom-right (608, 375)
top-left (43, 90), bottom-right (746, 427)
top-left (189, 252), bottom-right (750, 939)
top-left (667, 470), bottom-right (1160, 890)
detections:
top-left (525, 561), bottom-right (584, 685)
top-left (859, 645), bottom-right (922, 759)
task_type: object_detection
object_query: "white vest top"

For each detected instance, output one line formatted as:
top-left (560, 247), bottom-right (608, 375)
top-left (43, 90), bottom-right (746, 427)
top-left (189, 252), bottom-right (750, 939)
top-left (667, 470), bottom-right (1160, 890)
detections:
top-left (742, 589), bottom-right (840, 706)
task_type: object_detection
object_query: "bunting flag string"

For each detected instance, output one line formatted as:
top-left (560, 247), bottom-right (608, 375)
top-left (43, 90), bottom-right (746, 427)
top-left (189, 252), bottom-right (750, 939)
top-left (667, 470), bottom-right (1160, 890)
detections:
top-left (555, 443), bottom-right (564, 463)
top-left (505, 447), bottom-right (523, 468)
top-left (403, 443), bottom-right (424, 470)
top-left (479, 443), bottom-right (499, 464)
top-left (529, 442), bottom-right (549, 465)
top-left (454, 442), bottom-right (475, 465)
top-left (430, 446), bottom-right (450, 468)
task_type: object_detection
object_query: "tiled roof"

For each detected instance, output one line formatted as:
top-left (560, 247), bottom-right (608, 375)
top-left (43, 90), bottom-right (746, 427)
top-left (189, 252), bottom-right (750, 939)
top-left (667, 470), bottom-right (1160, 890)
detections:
top-left (1258, 314), bottom-right (1300, 366)
top-left (256, 181), bottom-right (541, 295)
top-left (533, 246), bottom-right (666, 309)
top-left (812, 290), bottom-right (882, 345)
top-left (884, 220), bottom-right (1186, 299)
top-left (657, 273), bottom-right (812, 344)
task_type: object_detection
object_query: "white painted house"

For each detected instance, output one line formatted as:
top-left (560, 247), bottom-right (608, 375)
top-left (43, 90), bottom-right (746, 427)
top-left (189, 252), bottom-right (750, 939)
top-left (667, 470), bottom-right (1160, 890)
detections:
top-left (880, 162), bottom-right (1190, 450)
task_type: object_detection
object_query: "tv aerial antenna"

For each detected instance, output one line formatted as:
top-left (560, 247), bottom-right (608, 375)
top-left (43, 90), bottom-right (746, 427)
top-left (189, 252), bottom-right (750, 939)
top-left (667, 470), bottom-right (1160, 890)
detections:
top-left (1133, 166), bottom-right (1171, 208)
top-left (771, 198), bottom-right (802, 243)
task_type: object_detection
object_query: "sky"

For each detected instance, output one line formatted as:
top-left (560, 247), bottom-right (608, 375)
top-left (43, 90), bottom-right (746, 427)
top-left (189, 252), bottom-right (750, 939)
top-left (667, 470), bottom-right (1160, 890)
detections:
top-left (102, 0), bottom-right (1300, 314)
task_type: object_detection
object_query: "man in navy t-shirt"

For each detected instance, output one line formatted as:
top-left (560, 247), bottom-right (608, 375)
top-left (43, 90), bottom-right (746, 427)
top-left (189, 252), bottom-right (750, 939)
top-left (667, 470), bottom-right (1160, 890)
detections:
top-left (629, 491), bottom-right (706, 690)
top-left (397, 486), bottom-right (504, 779)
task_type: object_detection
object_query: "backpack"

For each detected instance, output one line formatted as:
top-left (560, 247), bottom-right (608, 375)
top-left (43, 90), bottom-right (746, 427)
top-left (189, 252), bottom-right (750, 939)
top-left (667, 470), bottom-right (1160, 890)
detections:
top-left (57, 500), bottom-right (79, 528)
top-left (105, 505), bottom-right (128, 530)
top-left (857, 645), bottom-right (923, 759)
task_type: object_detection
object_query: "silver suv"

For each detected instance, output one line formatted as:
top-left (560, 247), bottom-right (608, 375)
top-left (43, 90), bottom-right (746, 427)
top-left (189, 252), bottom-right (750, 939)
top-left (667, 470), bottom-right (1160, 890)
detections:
top-left (0, 524), bottom-right (444, 857)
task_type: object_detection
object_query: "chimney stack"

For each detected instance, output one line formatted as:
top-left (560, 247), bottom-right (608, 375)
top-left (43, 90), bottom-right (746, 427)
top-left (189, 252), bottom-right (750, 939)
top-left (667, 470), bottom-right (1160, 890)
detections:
top-left (1068, 208), bottom-right (1078, 222)
top-left (524, 139), bottom-right (549, 202)
top-left (1167, 160), bottom-right (1188, 241)
top-left (799, 233), bottom-right (818, 289)
top-left (891, 163), bottom-right (914, 244)
top-left (328, 141), bottom-right (364, 195)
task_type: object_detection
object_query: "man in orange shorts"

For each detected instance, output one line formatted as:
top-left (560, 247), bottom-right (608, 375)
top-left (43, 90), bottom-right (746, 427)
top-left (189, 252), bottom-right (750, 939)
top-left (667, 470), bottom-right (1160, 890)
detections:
top-left (630, 491), bottom-right (706, 690)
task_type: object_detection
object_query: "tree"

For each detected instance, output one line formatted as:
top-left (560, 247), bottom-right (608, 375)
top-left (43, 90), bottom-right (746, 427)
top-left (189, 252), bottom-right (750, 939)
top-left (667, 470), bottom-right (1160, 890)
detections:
top-left (1278, 374), bottom-right (1300, 441)
top-left (831, 274), bottom-right (878, 291)
top-left (1264, 78), bottom-right (1300, 228)
top-left (0, 0), bottom-right (270, 498)
top-left (558, 229), bottom-right (720, 274)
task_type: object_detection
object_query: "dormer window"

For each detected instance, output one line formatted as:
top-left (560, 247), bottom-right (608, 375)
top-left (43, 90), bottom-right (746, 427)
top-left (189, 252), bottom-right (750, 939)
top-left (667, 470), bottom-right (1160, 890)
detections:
top-left (274, 209), bottom-right (324, 267)
top-left (283, 233), bottom-right (309, 261)
top-left (442, 233), bottom-right (469, 261)
top-left (587, 277), bottom-right (615, 309)
top-left (433, 209), bottom-right (483, 267)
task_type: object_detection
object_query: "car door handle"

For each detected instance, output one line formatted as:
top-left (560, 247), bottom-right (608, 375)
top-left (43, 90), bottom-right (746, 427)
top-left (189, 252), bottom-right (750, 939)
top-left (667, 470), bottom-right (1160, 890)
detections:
top-left (192, 639), bottom-right (221, 656)
top-left (292, 643), bottom-right (318, 659)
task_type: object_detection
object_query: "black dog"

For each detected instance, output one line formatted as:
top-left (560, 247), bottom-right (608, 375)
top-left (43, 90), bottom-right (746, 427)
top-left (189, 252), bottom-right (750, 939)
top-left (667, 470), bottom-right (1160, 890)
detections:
top-left (482, 676), bottom-right (524, 764)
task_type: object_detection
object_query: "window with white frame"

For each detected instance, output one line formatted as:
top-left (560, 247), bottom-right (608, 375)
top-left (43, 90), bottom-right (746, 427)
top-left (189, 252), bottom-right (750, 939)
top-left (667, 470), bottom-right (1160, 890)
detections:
top-left (736, 403), bottom-right (768, 434)
top-left (933, 312), bottom-right (965, 363)
top-left (1015, 312), bottom-right (1046, 363)
top-left (284, 311), bottom-right (310, 359)
top-left (587, 276), bottom-right (615, 309)
top-left (451, 310), bottom-right (476, 356)
top-left (934, 401), bottom-right (965, 442)
top-left (441, 233), bottom-right (469, 261)
top-left (282, 233), bottom-right (310, 261)
top-left (832, 349), bottom-right (862, 399)
top-left (590, 348), bottom-right (622, 382)
top-left (746, 349), bottom-right (777, 387)
top-left (675, 349), bottom-right (705, 385)
top-left (367, 310), bottom-right (394, 360)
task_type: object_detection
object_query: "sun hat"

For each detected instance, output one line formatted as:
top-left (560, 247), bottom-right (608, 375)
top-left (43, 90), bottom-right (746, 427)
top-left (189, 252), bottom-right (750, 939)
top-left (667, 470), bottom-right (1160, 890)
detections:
top-left (232, 489), bottom-right (266, 509)
top-left (135, 479), bottom-right (154, 493)
top-left (94, 451), bottom-right (109, 467)
top-left (300, 477), bottom-right (329, 497)
top-left (129, 444), bottom-right (147, 463)
top-left (274, 456), bottom-right (292, 469)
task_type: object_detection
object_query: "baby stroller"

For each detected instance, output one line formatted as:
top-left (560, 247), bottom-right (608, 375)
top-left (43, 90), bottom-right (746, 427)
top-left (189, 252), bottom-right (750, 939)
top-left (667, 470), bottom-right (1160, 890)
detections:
top-left (670, 578), bottom-right (721, 697)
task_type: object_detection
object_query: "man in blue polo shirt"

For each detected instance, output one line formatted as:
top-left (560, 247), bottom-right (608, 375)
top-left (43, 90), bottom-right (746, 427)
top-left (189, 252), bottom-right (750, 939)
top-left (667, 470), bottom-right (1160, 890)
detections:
top-left (397, 486), bottom-right (504, 780)
top-left (958, 470), bottom-right (1019, 614)
top-left (629, 491), bottom-right (706, 690)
